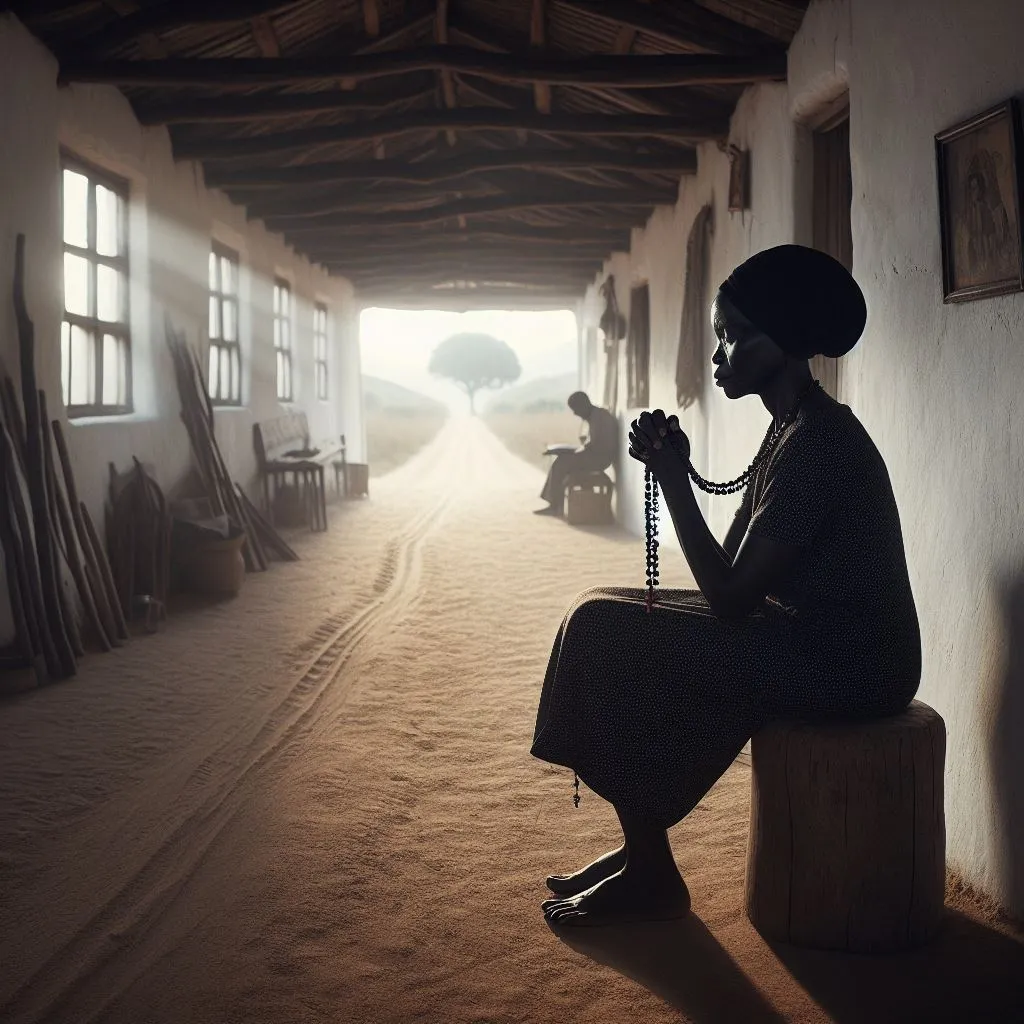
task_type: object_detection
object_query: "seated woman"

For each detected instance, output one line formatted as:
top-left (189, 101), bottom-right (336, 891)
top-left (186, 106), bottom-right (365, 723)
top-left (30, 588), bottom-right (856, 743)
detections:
top-left (532, 245), bottom-right (921, 927)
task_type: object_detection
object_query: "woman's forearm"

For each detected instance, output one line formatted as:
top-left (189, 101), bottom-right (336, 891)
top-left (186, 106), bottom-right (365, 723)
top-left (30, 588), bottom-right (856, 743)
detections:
top-left (656, 466), bottom-right (739, 613)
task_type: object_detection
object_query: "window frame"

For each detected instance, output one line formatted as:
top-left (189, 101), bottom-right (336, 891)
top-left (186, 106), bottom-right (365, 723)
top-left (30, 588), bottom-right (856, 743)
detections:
top-left (313, 302), bottom-right (329, 402)
top-left (60, 151), bottom-right (132, 418)
top-left (208, 242), bottom-right (243, 407)
top-left (273, 277), bottom-right (293, 403)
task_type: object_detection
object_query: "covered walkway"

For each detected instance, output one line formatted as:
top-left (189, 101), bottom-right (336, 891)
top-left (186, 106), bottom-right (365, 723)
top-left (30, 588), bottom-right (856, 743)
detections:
top-left (1, 421), bottom-right (1022, 1023)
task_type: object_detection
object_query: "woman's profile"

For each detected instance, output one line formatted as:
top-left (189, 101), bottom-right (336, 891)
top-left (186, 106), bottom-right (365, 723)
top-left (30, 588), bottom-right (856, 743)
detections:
top-left (531, 244), bottom-right (921, 927)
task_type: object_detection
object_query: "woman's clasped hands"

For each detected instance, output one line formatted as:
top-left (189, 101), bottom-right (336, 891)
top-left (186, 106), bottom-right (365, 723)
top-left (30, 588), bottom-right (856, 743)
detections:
top-left (628, 409), bottom-right (691, 481)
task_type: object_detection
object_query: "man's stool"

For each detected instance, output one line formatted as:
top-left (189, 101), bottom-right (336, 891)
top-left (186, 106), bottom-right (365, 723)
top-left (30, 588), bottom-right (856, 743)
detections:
top-left (745, 699), bottom-right (946, 952)
top-left (566, 470), bottom-right (614, 525)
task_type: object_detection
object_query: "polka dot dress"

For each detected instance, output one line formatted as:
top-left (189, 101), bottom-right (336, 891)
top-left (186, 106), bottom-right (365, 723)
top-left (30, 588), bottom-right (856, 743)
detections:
top-left (531, 390), bottom-right (922, 828)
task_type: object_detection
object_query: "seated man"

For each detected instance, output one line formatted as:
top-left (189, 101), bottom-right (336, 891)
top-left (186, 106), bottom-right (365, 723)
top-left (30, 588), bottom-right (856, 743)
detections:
top-left (534, 391), bottom-right (617, 517)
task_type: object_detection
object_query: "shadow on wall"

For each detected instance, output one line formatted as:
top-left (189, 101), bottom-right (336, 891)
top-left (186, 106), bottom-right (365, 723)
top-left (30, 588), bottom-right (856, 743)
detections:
top-left (991, 567), bottom-right (1024, 917)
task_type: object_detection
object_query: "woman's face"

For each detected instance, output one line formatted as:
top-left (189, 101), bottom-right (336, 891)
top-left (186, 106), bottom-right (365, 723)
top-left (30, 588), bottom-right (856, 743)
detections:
top-left (710, 291), bottom-right (787, 399)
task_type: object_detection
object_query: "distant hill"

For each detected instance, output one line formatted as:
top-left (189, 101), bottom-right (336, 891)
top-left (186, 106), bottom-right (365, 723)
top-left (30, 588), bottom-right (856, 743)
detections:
top-left (483, 372), bottom-right (578, 414)
top-left (362, 375), bottom-right (446, 414)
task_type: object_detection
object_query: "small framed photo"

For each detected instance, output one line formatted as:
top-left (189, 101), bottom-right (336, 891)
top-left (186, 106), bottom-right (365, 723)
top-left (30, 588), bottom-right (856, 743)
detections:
top-left (935, 99), bottom-right (1024, 302)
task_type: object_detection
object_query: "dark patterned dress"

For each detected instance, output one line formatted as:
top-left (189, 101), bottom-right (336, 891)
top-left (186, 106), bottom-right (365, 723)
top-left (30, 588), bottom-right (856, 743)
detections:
top-left (531, 391), bottom-right (921, 828)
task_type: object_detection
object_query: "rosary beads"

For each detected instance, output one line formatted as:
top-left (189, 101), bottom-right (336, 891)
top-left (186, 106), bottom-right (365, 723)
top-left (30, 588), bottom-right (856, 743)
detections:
top-left (643, 379), bottom-right (820, 611)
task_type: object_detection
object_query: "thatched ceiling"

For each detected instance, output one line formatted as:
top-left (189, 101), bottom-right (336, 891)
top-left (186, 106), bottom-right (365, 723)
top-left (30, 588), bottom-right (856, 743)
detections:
top-left (15, 0), bottom-right (809, 309)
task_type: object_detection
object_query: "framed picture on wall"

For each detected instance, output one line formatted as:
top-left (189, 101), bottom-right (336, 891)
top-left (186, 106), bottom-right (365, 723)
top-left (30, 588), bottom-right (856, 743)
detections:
top-left (935, 99), bottom-right (1024, 302)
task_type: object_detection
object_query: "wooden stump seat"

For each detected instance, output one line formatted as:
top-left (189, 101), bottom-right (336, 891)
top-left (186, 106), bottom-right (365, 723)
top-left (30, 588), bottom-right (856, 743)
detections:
top-left (566, 469), bottom-right (614, 526)
top-left (745, 699), bottom-right (946, 952)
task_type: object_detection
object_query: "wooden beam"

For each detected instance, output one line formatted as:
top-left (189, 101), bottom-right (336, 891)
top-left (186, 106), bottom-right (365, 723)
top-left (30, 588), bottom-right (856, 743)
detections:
top-left (550, 0), bottom-right (780, 54)
top-left (249, 14), bottom-right (280, 57)
top-left (206, 145), bottom-right (696, 187)
top-left (60, 48), bottom-right (789, 89)
top-left (356, 292), bottom-right (583, 311)
top-left (174, 110), bottom-right (725, 160)
top-left (363, 0), bottom-right (381, 37)
top-left (315, 252), bottom-right (613, 272)
top-left (530, 0), bottom-right (552, 114)
top-left (246, 172), bottom-right (677, 219)
top-left (135, 83), bottom-right (435, 124)
top-left (285, 223), bottom-right (632, 244)
top-left (435, 0), bottom-right (458, 147)
top-left (260, 187), bottom-right (672, 229)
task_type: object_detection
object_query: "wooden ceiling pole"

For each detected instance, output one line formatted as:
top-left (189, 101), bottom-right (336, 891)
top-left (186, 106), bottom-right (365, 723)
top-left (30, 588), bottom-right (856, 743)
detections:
top-left (249, 15), bottom-right (280, 57)
top-left (530, 0), bottom-right (552, 115)
top-left (60, 50), bottom-right (790, 89)
top-left (363, 0), bottom-right (381, 37)
top-left (434, 0), bottom-right (458, 147)
top-left (175, 111), bottom-right (726, 160)
top-left (207, 146), bottom-right (697, 188)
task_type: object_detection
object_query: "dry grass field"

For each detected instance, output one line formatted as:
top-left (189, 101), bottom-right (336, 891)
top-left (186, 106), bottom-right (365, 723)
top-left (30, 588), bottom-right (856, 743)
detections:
top-left (366, 407), bottom-right (448, 477)
top-left (483, 409), bottom-right (583, 473)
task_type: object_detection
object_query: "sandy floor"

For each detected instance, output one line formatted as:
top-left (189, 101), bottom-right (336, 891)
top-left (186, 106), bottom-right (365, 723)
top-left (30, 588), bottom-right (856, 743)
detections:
top-left (1, 416), bottom-right (1022, 1024)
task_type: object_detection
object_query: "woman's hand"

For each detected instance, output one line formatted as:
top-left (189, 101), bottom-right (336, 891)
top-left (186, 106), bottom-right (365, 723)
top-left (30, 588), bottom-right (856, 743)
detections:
top-left (628, 409), bottom-right (690, 480)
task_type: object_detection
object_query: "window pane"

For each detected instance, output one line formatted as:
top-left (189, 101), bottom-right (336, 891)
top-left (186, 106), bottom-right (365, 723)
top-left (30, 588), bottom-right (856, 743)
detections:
top-left (273, 284), bottom-right (280, 314)
top-left (231, 346), bottom-right (240, 402)
top-left (219, 346), bottom-right (229, 399)
top-left (96, 185), bottom-right (122, 257)
top-left (276, 351), bottom-right (284, 398)
top-left (223, 299), bottom-right (236, 342)
top-left (62, 170), bottom-right (89, 248)
top-left (61, 321), bottom-right (71, 406)
top-left (284, 358), bottom-right (291, 400)
top-left (273, 318), bottom-right (280, 349)
top-left (209, 251), bottom-right (218, 291)
top-left (64, 252), bottom-right (90, 316)
top-left (220, 256), bottom-right (235, 296)
top-left (281, 321), bottom-right (290, 352)
top-left (102, 333), bottom-right (125, 407)
top-left (69, 325), bottom-right (94, 406)
top-left (209, 344), bottom-right (220, 398)
top-left (209, 296), bottom-right (220, 340)
top-left (97, 263), bottom-right (123, 322)
top-left (279, 286), bottom-right (289, 317)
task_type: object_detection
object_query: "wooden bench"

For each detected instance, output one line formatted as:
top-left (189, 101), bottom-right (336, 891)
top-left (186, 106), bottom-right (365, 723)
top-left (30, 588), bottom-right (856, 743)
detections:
top-left (745, 699), bottom-right (946, 952)
top-left (330, 434), bottom-right (369, 499)
top-left (566, 469), bottom-right (615, 526)
top-left (253, 412), bottom-right (342, 532)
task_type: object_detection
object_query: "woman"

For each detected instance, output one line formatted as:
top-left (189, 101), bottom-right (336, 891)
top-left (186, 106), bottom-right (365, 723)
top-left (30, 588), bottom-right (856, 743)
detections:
top-left (532, 245), bottom-right (921, 928)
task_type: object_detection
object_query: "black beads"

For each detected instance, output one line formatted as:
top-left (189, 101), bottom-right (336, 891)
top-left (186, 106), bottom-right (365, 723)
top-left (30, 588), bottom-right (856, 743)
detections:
top-left (573, 770), bottom-right (581, 808)
top-left (645, 468), bottom-right (660, 610)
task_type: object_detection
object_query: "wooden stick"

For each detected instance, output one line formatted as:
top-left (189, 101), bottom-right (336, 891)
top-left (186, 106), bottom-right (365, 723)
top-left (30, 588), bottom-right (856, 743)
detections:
top-left (1, 374), bottom-right (27, 478)
top-left (79, 500), bottom-right (129, 639)
top-left (236, 484), bottom-right (299, 562)
top-left (53, 419), bottom-right (126, 642)
top-left (13, 235), bottom-right (76, 678)
top-left (39, 391), bottom-right (85, 658)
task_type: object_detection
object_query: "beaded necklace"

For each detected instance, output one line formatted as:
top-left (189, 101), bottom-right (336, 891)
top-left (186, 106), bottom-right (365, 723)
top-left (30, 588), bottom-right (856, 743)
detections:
top-left (643, 378), bottom-right (820, 612)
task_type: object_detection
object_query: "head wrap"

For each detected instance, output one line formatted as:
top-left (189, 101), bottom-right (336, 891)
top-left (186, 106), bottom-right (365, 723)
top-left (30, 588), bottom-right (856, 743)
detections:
top-left (718, 244), bottom-right (866, 359)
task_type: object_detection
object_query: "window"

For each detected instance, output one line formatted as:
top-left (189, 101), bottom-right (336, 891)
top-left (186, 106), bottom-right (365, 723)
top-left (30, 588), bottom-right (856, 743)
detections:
top-left (626, 283), bottom-right (651, 409)
top-left (273, 278), bottom-right (293, 401)
top-left (313, 303), bottom-right (329, 401)
top-left (61, 157), bottom-right (130, 416)
top-left (208, 244), bottom-right (241, 405)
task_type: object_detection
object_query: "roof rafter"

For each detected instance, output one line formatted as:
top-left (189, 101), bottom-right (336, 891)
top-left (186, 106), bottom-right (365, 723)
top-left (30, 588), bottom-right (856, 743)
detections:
top-left (59, 47), bottom-right (789, 89)
top-left (174, 109), bottom-right (725, 160)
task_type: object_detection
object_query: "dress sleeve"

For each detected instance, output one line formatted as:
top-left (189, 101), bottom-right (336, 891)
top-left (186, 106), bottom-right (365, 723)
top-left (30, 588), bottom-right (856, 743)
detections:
top-left (746, 424), bottom-right (835, 547)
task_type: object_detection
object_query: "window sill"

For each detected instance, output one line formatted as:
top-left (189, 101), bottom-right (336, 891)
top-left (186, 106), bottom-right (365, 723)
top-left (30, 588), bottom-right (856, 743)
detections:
top-left (69, 410), bottom-right (144, 427)
top-left (212, 403), bottom-right (247, 413)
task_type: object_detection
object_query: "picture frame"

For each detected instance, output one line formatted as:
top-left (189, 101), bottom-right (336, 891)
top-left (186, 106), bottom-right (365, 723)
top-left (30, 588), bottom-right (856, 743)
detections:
top-left (935, 99), bottom-right (1024, 302)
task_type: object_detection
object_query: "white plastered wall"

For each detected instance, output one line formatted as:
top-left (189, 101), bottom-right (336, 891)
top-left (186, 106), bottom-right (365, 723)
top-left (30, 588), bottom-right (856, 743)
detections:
top-left (578, 0), bottom-right (1024, 916)
top-left (0, 15), bottom-right (363, 639)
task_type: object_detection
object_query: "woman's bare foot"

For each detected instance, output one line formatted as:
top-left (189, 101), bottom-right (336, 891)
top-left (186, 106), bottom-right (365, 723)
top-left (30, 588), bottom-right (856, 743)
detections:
top-left (542, 865), bottom-right (691, 927)
top-left (546, 846), bottom-right (626, 896)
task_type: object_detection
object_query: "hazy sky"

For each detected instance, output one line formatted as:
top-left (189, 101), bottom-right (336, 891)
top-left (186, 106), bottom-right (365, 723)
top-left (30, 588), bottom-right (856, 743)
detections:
top-left (359, 307), bottom-right (578, 410)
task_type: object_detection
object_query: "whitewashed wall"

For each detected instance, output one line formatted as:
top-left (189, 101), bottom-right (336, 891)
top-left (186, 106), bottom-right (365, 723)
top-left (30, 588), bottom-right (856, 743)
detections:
top-left (579, 0), bottom-right (1024, 917)
top-left (0, 15), bottom-right (363, 638)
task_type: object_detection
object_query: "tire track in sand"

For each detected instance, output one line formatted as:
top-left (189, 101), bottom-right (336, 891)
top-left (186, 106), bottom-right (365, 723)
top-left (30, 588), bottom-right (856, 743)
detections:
top-left (0, 424), bottom-right (469, 1024)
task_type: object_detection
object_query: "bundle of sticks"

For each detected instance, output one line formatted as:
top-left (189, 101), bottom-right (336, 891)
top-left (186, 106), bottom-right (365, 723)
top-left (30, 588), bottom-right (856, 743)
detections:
top-left (165, 320), bottom-right (297, 567)
top-left (0, 235), bottom-right (128, 686)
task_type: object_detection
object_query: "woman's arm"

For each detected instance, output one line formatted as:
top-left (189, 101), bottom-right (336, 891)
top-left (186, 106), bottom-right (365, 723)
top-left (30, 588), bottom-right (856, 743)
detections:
top-left (631, 414), bottom-right (801, 618)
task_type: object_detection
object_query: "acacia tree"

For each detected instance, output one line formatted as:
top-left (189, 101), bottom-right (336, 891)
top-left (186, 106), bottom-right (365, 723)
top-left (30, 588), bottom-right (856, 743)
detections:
top-left (428, 332), bottom-right (522, 415)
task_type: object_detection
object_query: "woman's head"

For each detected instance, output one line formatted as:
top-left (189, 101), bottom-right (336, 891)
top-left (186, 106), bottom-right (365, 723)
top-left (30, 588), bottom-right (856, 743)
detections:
top-left (711, 244), bottom-right (866, 398)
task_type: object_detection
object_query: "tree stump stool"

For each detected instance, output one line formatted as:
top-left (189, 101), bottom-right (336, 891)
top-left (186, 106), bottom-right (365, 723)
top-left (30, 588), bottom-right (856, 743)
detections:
top-left (745, 699), bottom-right (946, 952)
top-left (566, 470), bottom-right (614, 526)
